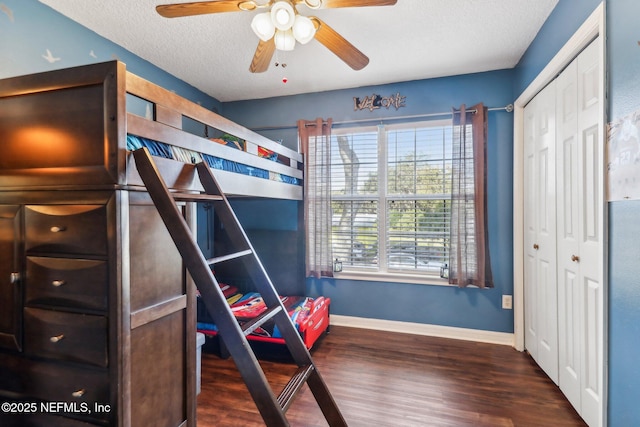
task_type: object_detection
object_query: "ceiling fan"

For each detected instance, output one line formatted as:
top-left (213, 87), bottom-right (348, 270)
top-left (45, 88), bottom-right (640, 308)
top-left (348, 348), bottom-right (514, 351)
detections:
top-left (156, 0), bottom-right (397, 73)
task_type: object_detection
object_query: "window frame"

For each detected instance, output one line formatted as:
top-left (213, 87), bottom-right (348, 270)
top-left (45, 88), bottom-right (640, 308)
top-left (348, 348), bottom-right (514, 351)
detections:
top-left (330, 119), bottom-right (452, 286)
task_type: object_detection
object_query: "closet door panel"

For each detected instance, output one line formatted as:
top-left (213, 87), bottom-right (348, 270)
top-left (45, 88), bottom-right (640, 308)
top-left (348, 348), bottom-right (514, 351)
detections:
top-left (582, 275), bottom-right (603, 427)
top-left (581, 126), bottom-right (601, 248)
top-left (559, 267), bottom-right (581, 409)
top-left (524, 102), bottom-right (539, 358)
top-left (537, 257), bottom-right (556, 371)
top-left (556, 58), bottom-right (582, 409)
top-left (560, 269), bottom-right (579, 371)
top-left (523, 81), bottom-right (558, 384)
top-left (577, 38), bottom-right (604, 427)
top-left (534, 81), bottom-right (559, 383)
top-left (524, 251), bottom-right (538, 356)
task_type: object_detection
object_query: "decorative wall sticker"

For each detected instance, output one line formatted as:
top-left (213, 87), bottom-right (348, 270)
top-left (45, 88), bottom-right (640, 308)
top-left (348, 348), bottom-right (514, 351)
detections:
top-left (0, 3), bottom-right (14, 22)
top-left (608, 110), bottom-right (640, 201)
top-left (42, 49), bottom-right (61, 63)
top-left (353, 92), bottom-right (406, 112)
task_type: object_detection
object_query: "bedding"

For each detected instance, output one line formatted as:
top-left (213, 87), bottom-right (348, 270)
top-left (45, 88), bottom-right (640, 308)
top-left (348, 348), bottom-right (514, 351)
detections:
top-left (210, 133), bottom-right (245, 151)
top-left (258, 146), bottom-right (278, 162)
top-left (197, 281), bottom-right (330, 355)
top-left (126, 134), bottom-right (299, 185)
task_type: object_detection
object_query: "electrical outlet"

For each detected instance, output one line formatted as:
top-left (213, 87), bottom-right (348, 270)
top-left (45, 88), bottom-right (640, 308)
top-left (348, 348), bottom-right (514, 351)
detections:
top-left (502, 295), bottom-right (513, 310)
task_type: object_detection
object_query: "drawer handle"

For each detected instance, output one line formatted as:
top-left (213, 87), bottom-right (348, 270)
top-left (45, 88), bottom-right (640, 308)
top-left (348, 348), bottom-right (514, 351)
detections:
top-left (52, 280), bottom-right (66, 287)
top-left (50, 226), bottom-right (67, 233)
top-left (71, 389), bottom-right (85, 398)
top-left (571, 254), bottom-right (580, 262)
top-left (533, 243), bottom-right (539, 250)
top-left (50, 334), bottom-right (65, 343)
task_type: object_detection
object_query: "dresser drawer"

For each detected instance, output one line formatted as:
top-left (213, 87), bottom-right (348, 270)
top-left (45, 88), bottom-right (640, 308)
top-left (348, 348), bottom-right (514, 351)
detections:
top-left (0, 352), bottom-right (111, 423)
top-left (25, 205), bottom-right (107, 256)
top-left (24, 308), bottom-right (108, 368)
top-left (0, 410), bottom-right (102, 427)
top-left (25, 257), bottom-right (108, 312)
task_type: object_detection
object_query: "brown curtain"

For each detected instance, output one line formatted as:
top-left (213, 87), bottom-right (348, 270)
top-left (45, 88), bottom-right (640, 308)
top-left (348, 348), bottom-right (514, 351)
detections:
top-left (298, 118), bottom-right (333, 278)
top-left (449, 104), bottom-right (493, 288)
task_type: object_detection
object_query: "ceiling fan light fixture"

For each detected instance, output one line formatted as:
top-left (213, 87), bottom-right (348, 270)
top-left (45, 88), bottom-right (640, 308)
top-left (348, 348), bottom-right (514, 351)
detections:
top-left (251, 12), bottom-right (275, 41)
top-left (270, 1), bottom-right (296, 31)
top-left (292, 15), bottom-right (316, 44)
top-left (274, 29), bottom-right (296, 51)
top-left (238, 1), bottom-right (258, 11)
top-left (302, 0), bottom-right (323, 9)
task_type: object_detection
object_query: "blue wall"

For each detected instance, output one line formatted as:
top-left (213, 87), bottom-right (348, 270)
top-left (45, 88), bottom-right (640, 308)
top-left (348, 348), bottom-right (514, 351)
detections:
top-left (513, 0), bottom-right (603, 96)
top-left (230, 199), bottom-right (299, 232)
top-left (225, 71), bottom-right (516, 333)
top-left (607, 200), bottom-right (640, 425)
top-left (0, 0), bottom-right (222, 112)
top-left (605, 0), bottom-right (640, 424)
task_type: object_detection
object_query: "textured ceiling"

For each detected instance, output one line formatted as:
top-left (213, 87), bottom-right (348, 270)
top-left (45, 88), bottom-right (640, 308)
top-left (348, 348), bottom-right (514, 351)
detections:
top-left (38, 0), bottom-right (558, 102)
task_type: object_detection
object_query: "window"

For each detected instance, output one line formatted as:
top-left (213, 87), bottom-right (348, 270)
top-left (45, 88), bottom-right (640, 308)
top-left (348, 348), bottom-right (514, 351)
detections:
top-left (330, 120), bottom-right (452, 278)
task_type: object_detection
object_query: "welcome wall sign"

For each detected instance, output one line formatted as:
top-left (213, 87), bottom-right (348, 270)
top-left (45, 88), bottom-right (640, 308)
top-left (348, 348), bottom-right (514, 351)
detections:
top-left (353, 92), bottom-right (406, 112)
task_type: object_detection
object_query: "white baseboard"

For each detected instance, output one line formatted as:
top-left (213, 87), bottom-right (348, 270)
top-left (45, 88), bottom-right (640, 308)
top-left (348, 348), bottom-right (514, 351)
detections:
top-left (330, 315), bottom-right (515, 347)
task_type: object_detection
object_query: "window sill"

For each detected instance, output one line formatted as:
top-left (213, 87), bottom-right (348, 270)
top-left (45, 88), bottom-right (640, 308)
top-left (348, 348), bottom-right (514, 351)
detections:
top-left (331, 270), bottom-right (451, 287)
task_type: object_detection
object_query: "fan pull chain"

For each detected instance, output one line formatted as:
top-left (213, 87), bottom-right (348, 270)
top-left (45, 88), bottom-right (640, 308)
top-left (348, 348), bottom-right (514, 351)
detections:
top-left (274, 50), bottom-right (288, 83)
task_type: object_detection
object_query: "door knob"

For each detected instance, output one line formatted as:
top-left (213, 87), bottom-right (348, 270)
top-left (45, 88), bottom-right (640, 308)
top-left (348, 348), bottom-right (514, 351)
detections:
top-left (571, 255), bottom-right (580, 262)
top-left (533, 244), bottom-right (539, 250)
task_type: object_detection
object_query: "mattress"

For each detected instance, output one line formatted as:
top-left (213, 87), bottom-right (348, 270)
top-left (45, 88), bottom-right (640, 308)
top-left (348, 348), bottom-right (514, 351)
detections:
top-left (126, 134), bottom-right (300, 185)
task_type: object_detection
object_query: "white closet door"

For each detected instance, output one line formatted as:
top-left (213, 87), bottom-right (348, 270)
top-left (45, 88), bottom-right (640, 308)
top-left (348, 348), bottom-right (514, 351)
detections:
top-left (556, 53), bottom-right (581, 410)
top-left (524, 35), bottom-right (604, 427)
top-left (556, 38), bottom-right (603, 427)
top-left (577, 38), bottom-right (604, 427)
top-left (523, 98), bottom-right (539, 360)
top-left (523, 80), bottom-right (558, 384)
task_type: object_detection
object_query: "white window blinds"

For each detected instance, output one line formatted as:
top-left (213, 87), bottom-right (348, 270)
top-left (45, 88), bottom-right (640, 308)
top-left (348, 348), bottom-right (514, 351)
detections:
top-left (330, 120), bottom-right (452, 275)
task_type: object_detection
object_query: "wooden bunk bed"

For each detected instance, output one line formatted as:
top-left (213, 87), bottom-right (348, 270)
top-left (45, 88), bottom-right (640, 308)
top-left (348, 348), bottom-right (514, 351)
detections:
top-left (0, 61), bottom-right (327, 427)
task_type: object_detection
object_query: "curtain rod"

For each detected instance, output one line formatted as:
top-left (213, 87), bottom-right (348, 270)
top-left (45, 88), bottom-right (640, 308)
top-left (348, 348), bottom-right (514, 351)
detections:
top-left (250, 104), bottom-right (514, 132)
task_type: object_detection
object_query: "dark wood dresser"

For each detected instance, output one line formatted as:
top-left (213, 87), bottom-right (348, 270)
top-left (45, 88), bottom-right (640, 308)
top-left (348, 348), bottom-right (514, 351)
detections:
top-left (0, 62), bottom-right (197, 426)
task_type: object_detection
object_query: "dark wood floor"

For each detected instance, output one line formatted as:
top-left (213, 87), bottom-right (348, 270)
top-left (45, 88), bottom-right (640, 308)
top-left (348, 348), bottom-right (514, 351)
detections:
top-left (197, 326), bottom-right (586, 427)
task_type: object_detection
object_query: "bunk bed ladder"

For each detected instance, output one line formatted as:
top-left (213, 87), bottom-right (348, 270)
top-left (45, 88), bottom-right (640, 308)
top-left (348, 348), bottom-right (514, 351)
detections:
top-left (133, 148), bottom-right (347, 427)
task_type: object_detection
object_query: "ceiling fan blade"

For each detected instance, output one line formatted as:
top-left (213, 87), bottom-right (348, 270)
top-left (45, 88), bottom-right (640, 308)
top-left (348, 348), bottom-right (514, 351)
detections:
top-left (249, 38), bottom-right (276, 73)
top-left (156, 1), bottom-right (256, 18)
top-left (303, 0), bottom-right (397, 8)
top-left (311, 17), bottom-right (369, 70)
